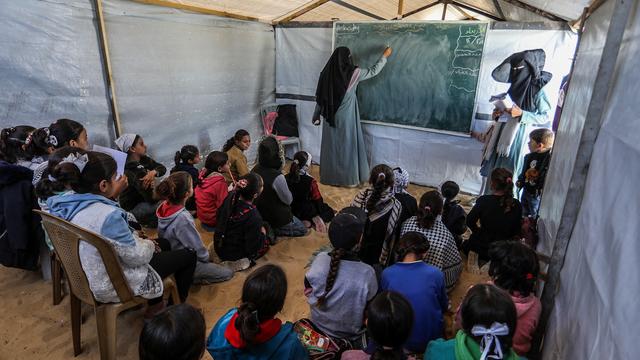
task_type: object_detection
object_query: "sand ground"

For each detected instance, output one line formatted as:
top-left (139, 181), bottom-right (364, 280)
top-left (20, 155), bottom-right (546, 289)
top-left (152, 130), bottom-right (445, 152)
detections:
top-left (0, 165), bottom-right (487, 359)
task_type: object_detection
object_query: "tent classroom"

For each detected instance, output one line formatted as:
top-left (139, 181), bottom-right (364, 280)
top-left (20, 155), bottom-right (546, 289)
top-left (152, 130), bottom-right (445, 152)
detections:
top-left (0, 0), bottom-right (637, 359)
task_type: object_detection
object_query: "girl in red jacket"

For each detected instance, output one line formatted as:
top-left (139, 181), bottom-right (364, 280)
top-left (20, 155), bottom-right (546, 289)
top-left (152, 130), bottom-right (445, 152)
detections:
top-left (196, 151), bottom-right (230, 232)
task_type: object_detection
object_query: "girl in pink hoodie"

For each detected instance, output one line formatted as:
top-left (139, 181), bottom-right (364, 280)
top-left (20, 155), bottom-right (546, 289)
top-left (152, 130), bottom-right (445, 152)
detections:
top-left (195, 151), bottom-right (230, 231)
top-left (488, 241), bottom-right (541, 356)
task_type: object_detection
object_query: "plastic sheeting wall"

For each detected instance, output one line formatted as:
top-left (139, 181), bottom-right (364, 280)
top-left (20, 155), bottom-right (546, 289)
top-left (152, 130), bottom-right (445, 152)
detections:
top-left (537, 1), bottom-right (614, 255)
top-left (0, 0), bottom-right (113, 147)
top-left (542, 1), bottom-right (640, 357)
top-left (103, 0), bottom-right (275, 165)
top-left (275, 25), bottom-right (576, 193)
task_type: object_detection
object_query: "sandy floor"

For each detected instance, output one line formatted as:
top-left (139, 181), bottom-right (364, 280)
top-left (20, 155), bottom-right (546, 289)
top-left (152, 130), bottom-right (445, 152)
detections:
top-left (0, 165), bottom-right (487, 359)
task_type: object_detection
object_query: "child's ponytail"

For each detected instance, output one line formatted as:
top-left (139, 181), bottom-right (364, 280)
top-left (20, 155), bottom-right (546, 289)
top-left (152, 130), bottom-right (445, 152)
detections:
top-left (234, 301), bottom-right (261, 344)
top-left (490, 168), bottom-right (515, 213)
top-left (156, 171), bottom-right (192, 205)
top-left (286, 151), bottom-right (308, 184)
top-left (174, 145), bottom-right (199, 167)
top-left (316, 248), bottom-right (345, 307)
top-left (366, 164), bottom-right (394, 213)
top-left (233, 265), bottom-right (287, 346)
top-left (35, 147), bottom-right (87, 200)
top-left (222, 129), bottom-right (250, 153)
top-left (417, 190), bottom-right (444, 229)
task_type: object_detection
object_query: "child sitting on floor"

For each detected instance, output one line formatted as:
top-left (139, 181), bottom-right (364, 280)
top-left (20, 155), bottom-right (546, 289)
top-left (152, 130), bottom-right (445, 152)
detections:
top-left (400, 190), bottom-right (462, 291)
top-left (222, 129), bottom-right (251, 184)
top-left (465, 168), bottom-right (522, 262)
top-left (195, 151), bottom-right (229, 232)
top-left (381, 232), bottom-right (448, 354)
top-left (342, 291), bottom-right (414, 360)
top-left (488, 241), bottom-right (541, 356)
top-left (252, 136), bottom-right (307, 237)
top-left (426, 284), bottom-right (521, 360)
top-left (156, 171), bottom-right (234, 284)
top-left (116, 133), bottom-right (167, 228)
top-left (441, 181), bottom-right (467, 249)
top-left (286, 151), bottom-right (335, 233)
top-left (214, 173), bottom-right (269, 267)
top-left (393, 167), bottom-right (418, 224)
top-left (304, 207), bottom-right (378, 349)
top-left (352, 164), bottom-right (404, 267)
top-left (517, 128), bottom-right (554, 217)
top-left (139, 303), bottom-right (206, 360)
top-left (207, 264), bottom-right (308, 359)
top-left (171, 144), bottom-right (201, 212)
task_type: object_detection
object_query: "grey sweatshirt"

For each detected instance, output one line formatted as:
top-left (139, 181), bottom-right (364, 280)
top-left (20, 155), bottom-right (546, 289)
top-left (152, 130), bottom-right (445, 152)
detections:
top-left (157, 205), bottom-right (209, 263)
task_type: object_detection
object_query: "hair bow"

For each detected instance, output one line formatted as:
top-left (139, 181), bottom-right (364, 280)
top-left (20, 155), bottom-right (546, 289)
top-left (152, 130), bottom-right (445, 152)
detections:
top-left (60, 153), bottom-right (89, 173)
top-left (236, 179), bottom-right (248, 189)
top-left (506, 177), bottom-right (512, 184)
top-left (378, 173), bottom-right (386, 180)
top-left (471, 322), bottom-right (510, 360)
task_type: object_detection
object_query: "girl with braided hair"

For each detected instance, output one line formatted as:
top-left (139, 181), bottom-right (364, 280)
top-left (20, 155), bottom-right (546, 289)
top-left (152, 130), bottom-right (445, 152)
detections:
top-left (380, 232), bottom-right (448, 354)
top-left (464, 168), bottom-right (522, 262)
top-left (207, 264), bottom-right (307, 359)
top-left (400, 190), bottom-right (462, 291)
top-left (214, 173), bottom-right (270, 266)
top-left (351, 164), bottom-right (404, 266)
top-left (304, 207), bottom-right (378, 347)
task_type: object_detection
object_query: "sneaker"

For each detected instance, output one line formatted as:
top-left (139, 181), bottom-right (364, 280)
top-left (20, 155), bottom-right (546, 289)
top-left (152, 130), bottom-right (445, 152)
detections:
top-left (222, 258), bottom-right (251, 272)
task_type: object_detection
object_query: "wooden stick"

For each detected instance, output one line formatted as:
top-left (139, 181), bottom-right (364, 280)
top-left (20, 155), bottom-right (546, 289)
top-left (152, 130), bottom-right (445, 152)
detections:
top-left (396, 0), bottom-right (405, 19)
top-left (93, 0), bottom-right (122, 138)
top-left (274, 0), bottom-right (331, 24)
top-left (133, 0), bottom-right (264, 23)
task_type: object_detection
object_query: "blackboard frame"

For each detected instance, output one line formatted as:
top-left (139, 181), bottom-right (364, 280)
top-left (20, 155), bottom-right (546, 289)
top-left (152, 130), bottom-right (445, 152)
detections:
top-left (332, 20), bottom-right (490, 138)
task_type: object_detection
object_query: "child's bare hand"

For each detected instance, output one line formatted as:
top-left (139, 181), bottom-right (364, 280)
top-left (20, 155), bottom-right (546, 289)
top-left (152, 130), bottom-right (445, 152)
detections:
top-left (509, 104), bottom-right (523, 117)
top-left (141, 170), bottom-right (156, 189)
top-left (383, 46), bottom-right (393, 58)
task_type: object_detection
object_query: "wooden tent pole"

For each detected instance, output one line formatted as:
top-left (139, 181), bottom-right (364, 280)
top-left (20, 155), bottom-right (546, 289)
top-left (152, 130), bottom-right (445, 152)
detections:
top-left (396, 0), bottom-right (405, 19)
top-left (491, 0), bottom-right (506, 19)
top-left (274, 0), bottom-right (331, 24)
top-left (530, 0), bottom-right (634, 357)
top-left (402, 1), bottom-right (441, 19)
top-left (133, 0), bottom-right (263, 23)
top-left (93, 0), bottom-right (122, 138)
top-left (441, 0), bottom-right (448, 20)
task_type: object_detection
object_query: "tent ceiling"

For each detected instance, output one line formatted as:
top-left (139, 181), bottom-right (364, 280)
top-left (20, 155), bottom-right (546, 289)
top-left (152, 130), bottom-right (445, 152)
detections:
top-left (137, 0), bottom-right (594, 23)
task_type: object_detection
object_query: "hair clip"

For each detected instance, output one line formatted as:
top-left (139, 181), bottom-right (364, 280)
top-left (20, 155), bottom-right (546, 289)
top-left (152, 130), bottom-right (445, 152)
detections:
top-left (48, 175), bottom-right (57, 182)
top-left (526, 273), bottom-right (535, 280)
top-left (424, 205), bottom-right (431, 211)
top-left (506, 177), bottom-right (512, 184)
top-left (236, 179), bottom-right (248, 189)
top-left (293, 159), bottom-right (299, 165)
top-left (60, 153), bottom-right (89, 173)
top-left (378, 173), bottom-right (386, 180)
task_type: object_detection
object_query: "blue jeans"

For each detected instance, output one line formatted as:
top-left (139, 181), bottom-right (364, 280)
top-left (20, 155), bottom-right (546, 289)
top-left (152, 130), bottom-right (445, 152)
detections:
top-left (275, 216), bottom-right (308, 237)
top-left (521, 191), bottom-right (541, 217)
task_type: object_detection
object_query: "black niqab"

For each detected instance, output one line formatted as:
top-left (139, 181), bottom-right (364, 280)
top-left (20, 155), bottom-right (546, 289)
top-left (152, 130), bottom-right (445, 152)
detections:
top-left (315, 47), bottom-right (357, 127)
top-left (491, 49), bottom-right (552, 112)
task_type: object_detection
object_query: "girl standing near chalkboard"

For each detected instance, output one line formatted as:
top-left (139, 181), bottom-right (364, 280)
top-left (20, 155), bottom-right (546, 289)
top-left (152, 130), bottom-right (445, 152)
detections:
top-left (313, 46), bottom-right (392, 187)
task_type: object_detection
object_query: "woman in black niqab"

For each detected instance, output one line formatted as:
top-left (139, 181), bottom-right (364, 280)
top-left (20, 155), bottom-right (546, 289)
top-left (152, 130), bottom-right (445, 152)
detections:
top-left (315, 47), bottom-right (357, 127)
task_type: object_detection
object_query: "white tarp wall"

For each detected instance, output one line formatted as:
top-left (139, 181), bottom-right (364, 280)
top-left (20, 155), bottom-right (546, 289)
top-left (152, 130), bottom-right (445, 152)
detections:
top-left (275, 24), bottom-right (576, 194)
top-left (103, 0), bottom-right (275, 165)
top-left (0, 0), bottom-right (114, 147)
top-left (541, 0), bottom-right (640, 357)
top-left (537, 2), bottom-right (614, 254)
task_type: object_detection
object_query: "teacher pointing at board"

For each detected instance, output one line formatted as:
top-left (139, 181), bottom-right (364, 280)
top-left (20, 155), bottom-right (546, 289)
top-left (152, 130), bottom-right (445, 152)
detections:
top-left (313, 46), bottom-right (393, 187)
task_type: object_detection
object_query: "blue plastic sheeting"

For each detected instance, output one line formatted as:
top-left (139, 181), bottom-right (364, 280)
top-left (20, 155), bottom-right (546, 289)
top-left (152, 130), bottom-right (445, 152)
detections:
top-left (103, 0), bottom-right (275, 165)
top-left (0, 0), bottom-right (114, 146)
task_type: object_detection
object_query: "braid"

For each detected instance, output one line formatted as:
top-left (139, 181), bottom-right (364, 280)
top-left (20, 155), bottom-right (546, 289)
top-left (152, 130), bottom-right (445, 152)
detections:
top-left (366, 179), bottom-right (386, 213)
top-left (316, 248), bottom-right (345, 307)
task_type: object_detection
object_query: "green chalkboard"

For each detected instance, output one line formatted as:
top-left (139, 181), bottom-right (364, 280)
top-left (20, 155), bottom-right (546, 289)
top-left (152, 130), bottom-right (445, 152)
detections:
top-left (334, 21), bottom-right (487, 134)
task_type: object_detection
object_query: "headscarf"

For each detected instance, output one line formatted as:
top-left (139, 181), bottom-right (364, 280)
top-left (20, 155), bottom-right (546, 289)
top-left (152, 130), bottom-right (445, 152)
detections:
top-left (491, 49), bottom-right (552, 112)
top-left (392, 167), bottom-right (409, 194)
top-left (315, 47), bottom-right (357, 127)
top-left (115, 133), bottom-right (137, 152)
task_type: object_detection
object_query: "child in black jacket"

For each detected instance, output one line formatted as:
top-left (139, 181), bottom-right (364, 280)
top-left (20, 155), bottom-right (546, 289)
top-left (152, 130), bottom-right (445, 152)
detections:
top-left (441, 181), bottom-right (467, 249)
top-left (116, 133), bottom-right (166, 227)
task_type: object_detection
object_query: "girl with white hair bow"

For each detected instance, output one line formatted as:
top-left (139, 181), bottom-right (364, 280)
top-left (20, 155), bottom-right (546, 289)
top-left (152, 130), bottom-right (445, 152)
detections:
top-left (285, 151), bottom-right (335, 233)
top-left (425, 284), bottom-right (521, 360)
